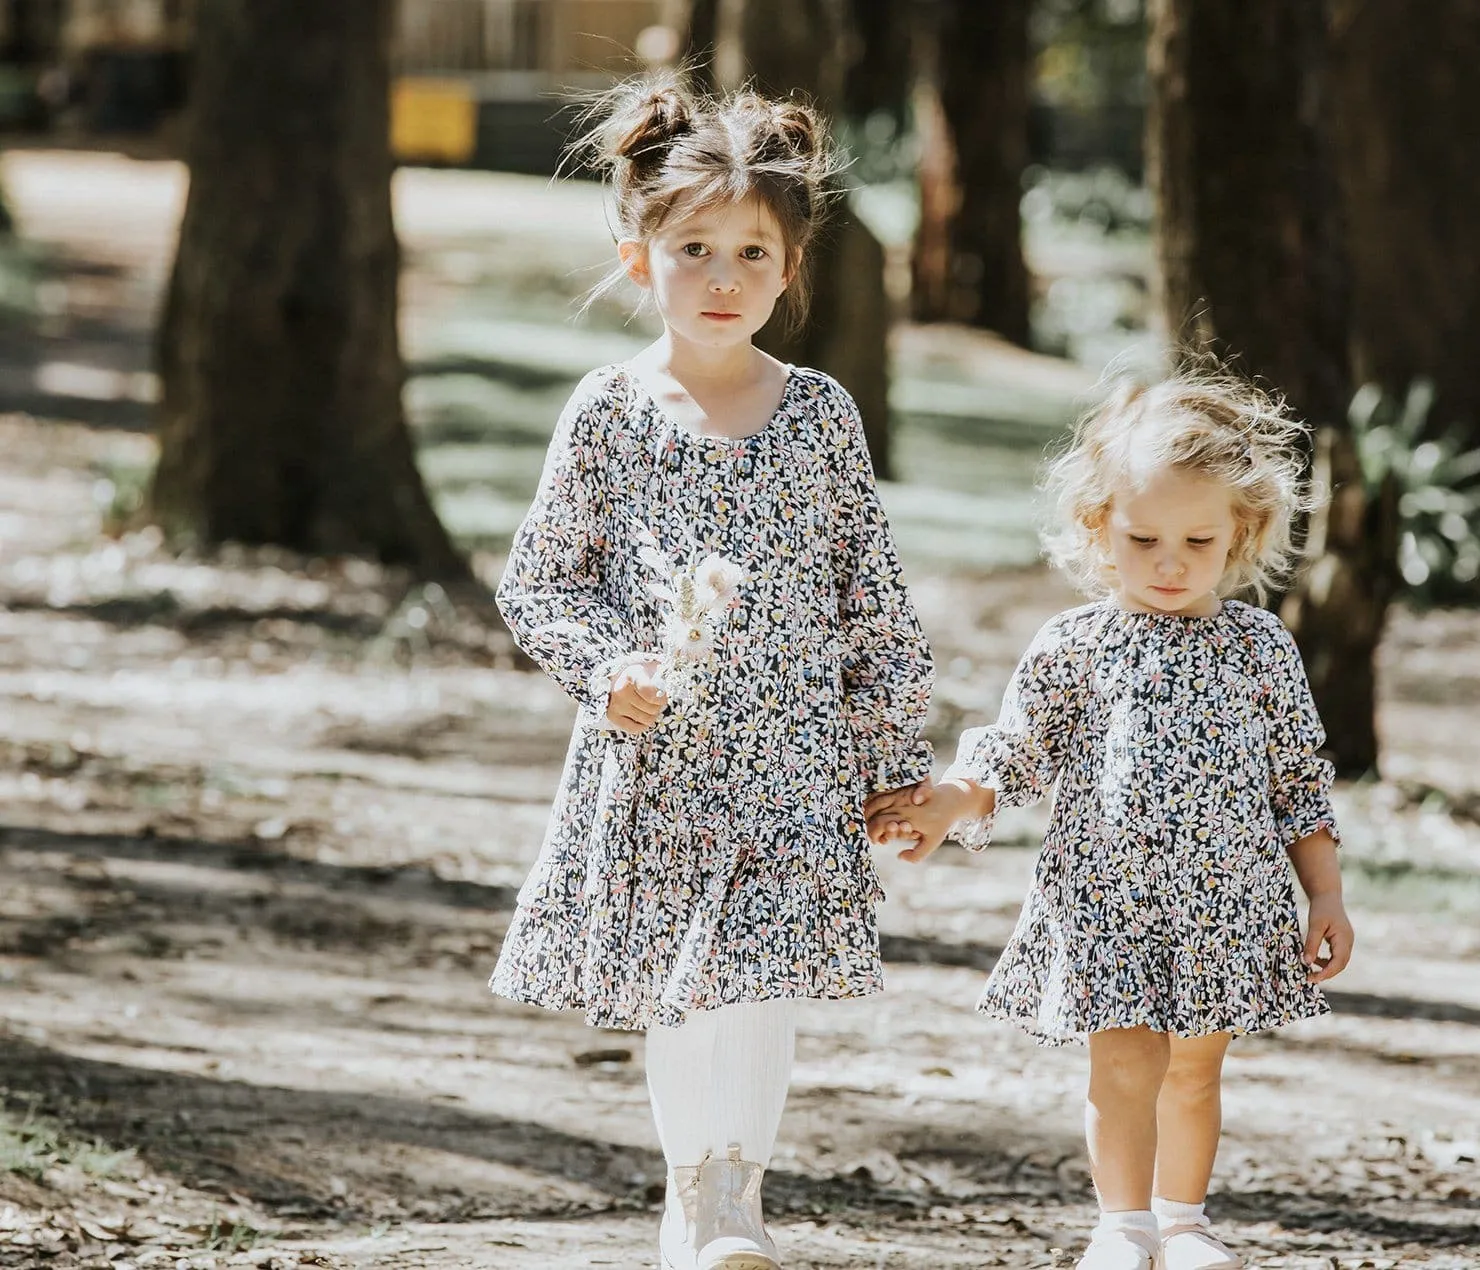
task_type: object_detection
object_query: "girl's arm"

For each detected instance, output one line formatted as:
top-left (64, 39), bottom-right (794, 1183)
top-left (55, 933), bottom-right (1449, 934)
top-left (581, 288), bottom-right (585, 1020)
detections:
top-left (1262, 615), bottom-right (1342, 849)
top-left (1288, 826), bottom-right (1353, 981)
top-left (826, 388), bottom-right (935, 794)
top-left (1262, 615), bottom-right (1353, 981)
top-left (496, 370), bottom-right (641, 722)
top-left (937, 613), bottom-right (1081, 851)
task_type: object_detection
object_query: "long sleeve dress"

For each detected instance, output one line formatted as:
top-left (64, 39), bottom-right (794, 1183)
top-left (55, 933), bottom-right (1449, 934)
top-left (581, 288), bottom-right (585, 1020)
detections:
top-left (943, 599), bottom-right (1339, 1045)
top-left (492, 363), bottom-right (935, 1031)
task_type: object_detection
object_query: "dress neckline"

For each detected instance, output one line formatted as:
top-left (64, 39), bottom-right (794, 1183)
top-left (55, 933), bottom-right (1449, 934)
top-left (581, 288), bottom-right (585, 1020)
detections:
top-left (1102, 596), bottom-right (1232, 623)
top-left (621, 362), bottom-right (797, 446)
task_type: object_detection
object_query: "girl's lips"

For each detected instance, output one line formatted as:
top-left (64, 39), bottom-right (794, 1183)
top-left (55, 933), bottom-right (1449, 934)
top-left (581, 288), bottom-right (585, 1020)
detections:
top-left (701, 311), bottom-right (742, 320)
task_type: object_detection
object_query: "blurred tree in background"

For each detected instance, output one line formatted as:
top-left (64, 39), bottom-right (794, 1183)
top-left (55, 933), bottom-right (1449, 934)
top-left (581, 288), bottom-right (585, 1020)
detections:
top-left (910, 0), bottom-right (1032, 344)
top-left (1147, 0), bottom-right (1395, 776)
top-left (1332, 1), bottom-right (1480, 446)
top-left (150, 0), bottom-right (466, 580)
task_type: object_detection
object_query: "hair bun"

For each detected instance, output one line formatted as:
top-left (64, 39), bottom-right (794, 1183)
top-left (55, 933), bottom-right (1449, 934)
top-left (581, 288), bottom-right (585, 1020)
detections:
top-left (768, 100), bottom-right (821, 160)
top-left (611, 82), bottom-right (694, 168)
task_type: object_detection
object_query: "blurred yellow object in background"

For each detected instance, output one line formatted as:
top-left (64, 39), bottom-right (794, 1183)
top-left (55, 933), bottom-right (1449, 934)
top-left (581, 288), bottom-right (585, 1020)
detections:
top-left (391, 77), bottom-right (477, 165)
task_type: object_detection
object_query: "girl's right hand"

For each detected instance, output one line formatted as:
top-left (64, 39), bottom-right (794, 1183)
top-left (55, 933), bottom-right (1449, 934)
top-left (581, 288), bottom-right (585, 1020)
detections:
top-left (606, 659), bottom-right (668, 734)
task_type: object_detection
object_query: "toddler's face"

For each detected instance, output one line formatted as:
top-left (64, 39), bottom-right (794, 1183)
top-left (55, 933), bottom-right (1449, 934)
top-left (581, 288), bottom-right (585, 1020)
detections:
top-left (619, 195), bottom-right (792, 350)
top-left (1103, 467), bottom-right (1238, 617)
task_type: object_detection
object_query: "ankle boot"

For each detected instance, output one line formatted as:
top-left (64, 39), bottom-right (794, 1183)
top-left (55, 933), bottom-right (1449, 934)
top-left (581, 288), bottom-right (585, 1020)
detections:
top-left (693, 1143), bottom-right (780, 1270)
top-left (659, 1166), bottom-right (700, 1270)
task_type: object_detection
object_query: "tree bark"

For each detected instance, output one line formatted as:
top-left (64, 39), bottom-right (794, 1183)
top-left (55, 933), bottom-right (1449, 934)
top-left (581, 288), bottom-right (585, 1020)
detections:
top-left (1147, 0), bottom-right (1393, 775)
top-left (1331, 0), bottom-right (1480, 443)
top-left (149, 0), bottom-right (466, 579)
top-left (910, 0), bottom-right (1031, 345)
top-left (703, 0), bottom-right (894, 477)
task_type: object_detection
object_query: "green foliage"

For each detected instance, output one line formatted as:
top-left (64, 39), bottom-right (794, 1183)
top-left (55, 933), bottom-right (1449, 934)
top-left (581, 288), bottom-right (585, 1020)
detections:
top-left (1033, 0), bottom-right (1147, 111)
top-left (1350, 380), bottom-right (1480, 604)
top-left (203, 1216), bottom-right (265, 1253)
top-left (0, 1104), bottom-right (138, 1183)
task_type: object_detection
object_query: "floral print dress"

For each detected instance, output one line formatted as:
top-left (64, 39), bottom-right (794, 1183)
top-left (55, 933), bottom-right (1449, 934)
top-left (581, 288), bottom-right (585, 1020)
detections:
top-left (944, 600), bottom-right (1338, 1045)
top-left (492, 363), bottom-right (935, 1031)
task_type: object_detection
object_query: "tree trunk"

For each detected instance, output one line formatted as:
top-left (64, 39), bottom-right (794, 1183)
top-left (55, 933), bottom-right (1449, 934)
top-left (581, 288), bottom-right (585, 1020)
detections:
top-left (1147, 0), bottom-right (1393, 776)
top-left (910, 0), bottom-right (1031, 345)
top-left (706, 0), bottom-right (893, 477)
top-left (1331, 0), bottom-right (1480, 442)
top-left (681, 0), bottom-right (721, 91)
top-left (149, 0), bottom-right (467, 580)
top-left (841, 0), bottom-right (914, 124)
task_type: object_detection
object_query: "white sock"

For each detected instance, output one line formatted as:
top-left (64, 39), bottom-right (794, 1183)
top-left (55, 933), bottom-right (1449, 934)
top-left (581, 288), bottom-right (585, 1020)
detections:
top-left (1096, 1209), bottom-right (1161, 1239)
top-left (645, 998), bottom-right (797, 1169)
top-left (1152, 1196), bottom-right (1208, 1229)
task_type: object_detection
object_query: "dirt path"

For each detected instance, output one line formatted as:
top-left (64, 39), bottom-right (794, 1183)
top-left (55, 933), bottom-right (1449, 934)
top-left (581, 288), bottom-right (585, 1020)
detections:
top-left (2, 409), bottom-right (1478, 1269)
top-left (1, 152), bottom-right (1478, 1269)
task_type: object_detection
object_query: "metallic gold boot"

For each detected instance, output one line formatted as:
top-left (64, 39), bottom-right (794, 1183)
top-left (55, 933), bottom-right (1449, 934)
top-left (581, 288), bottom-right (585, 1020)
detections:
top-left (693, 1144), bottom-right (780, 1270)
top-left (659, 1165), bottom-right (700, 1270)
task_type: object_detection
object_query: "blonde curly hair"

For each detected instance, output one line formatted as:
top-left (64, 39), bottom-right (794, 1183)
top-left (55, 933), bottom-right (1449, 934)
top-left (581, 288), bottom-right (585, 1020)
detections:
top-left (1043, 362), bottom-right (1320, 603)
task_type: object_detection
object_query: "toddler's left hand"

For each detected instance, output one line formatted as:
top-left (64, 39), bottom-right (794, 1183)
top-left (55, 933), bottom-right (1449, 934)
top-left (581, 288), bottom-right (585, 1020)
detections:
top-left (1303, 891), bottom-right (1355, 983)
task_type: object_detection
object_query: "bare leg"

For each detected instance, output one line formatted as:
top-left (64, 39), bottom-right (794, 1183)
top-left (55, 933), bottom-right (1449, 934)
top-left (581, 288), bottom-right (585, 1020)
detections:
top-left (1086, 1026), bottom-right (1171, 1211)
top-left (1154, 1031), bottom-right (1231, 1203)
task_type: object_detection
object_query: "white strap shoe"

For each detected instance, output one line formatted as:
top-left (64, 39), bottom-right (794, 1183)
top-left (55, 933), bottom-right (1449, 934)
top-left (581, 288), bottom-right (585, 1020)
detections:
top-left (1076, 1224), bottom-right (1163, 1270)
top-left (1161, 1221), bottom-right (1242, 1270)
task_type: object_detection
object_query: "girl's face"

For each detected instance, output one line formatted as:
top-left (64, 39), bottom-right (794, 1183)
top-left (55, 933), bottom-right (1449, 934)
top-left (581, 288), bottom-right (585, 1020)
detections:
top-left (1102, 466), bottom-right (1240, 617)
top-left (619, 195), bottom-right (793, 351)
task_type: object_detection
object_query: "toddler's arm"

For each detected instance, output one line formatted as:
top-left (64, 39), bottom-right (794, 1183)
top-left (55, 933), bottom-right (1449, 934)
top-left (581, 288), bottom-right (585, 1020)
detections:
top-left (1288, 827), bottom-right (1353, 982)
top-left (935, 612), bottom-right (1082, 851)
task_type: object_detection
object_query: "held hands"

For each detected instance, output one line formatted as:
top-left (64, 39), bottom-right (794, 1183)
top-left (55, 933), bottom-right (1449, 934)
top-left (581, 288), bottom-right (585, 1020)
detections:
top-left (606, 659), bottom-right (668, 735)
top-left (1302, 890), bottom-right (1355, 983)
top-left (865, 777), bottom-right (991, 863)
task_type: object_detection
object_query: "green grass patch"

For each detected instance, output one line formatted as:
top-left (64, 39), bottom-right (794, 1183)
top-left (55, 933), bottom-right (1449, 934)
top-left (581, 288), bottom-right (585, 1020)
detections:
top-left (0, 1103), bottom-right (138, 1183)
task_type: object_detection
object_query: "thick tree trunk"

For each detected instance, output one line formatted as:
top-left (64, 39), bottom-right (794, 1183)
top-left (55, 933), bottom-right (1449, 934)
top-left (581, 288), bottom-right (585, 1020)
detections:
top-left (1331, 0), bottom-right (1480, 442)
top-left (705, 0), bottom-right (893, 477)
top-left (841, 0), bottom-right (914, 124)
top-left (149, 0), bottom-right (466, 579)
top-left (910, 0), bottom-right (1030, 345)
top-left (1147, 0), bottom-right (1393, 775)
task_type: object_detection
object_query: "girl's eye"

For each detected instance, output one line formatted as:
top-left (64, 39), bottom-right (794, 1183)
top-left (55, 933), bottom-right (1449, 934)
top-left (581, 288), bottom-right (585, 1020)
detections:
top-left (741, 245), bottom-right (767, 261)
top-left (1187, 538), bottom-right (1214, 548)
top-left (1130, 536), bottom-right (1156, 547)
top-left (682, 243), bottom-right (709, 258)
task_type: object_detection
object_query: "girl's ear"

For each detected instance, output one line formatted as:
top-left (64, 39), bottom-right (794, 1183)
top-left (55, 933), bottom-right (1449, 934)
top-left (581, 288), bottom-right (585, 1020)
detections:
top-left (782, 247), bottom-right (803, 290)
top-left (618, 239), bottom-right (651, 289)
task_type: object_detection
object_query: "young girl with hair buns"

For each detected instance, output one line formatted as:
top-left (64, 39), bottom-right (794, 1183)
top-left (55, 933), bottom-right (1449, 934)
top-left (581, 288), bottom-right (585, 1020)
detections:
top-left (868, 367), bottom-right (1355, 1270)
top-left (492, 74), bottom-right (934, 1270)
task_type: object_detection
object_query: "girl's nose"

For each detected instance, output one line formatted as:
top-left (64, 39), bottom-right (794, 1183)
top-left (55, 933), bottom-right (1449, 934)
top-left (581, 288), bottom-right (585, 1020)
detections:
top-left (709, 269), bottom-right (740, 293)
top-left (1157, 553), bottom-right (1185, 577)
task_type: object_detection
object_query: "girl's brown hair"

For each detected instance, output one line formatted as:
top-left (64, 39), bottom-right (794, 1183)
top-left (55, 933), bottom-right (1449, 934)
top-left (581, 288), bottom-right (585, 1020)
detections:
top-left (575, 72), bottom-right (839, 333)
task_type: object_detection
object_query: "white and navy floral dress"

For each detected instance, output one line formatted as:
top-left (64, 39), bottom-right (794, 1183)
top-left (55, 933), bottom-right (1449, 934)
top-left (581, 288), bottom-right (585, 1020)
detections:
top-left (944, 599), bottom-right (1338, 1046)
top-left (493, 364), bottom-right (935, 1031)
